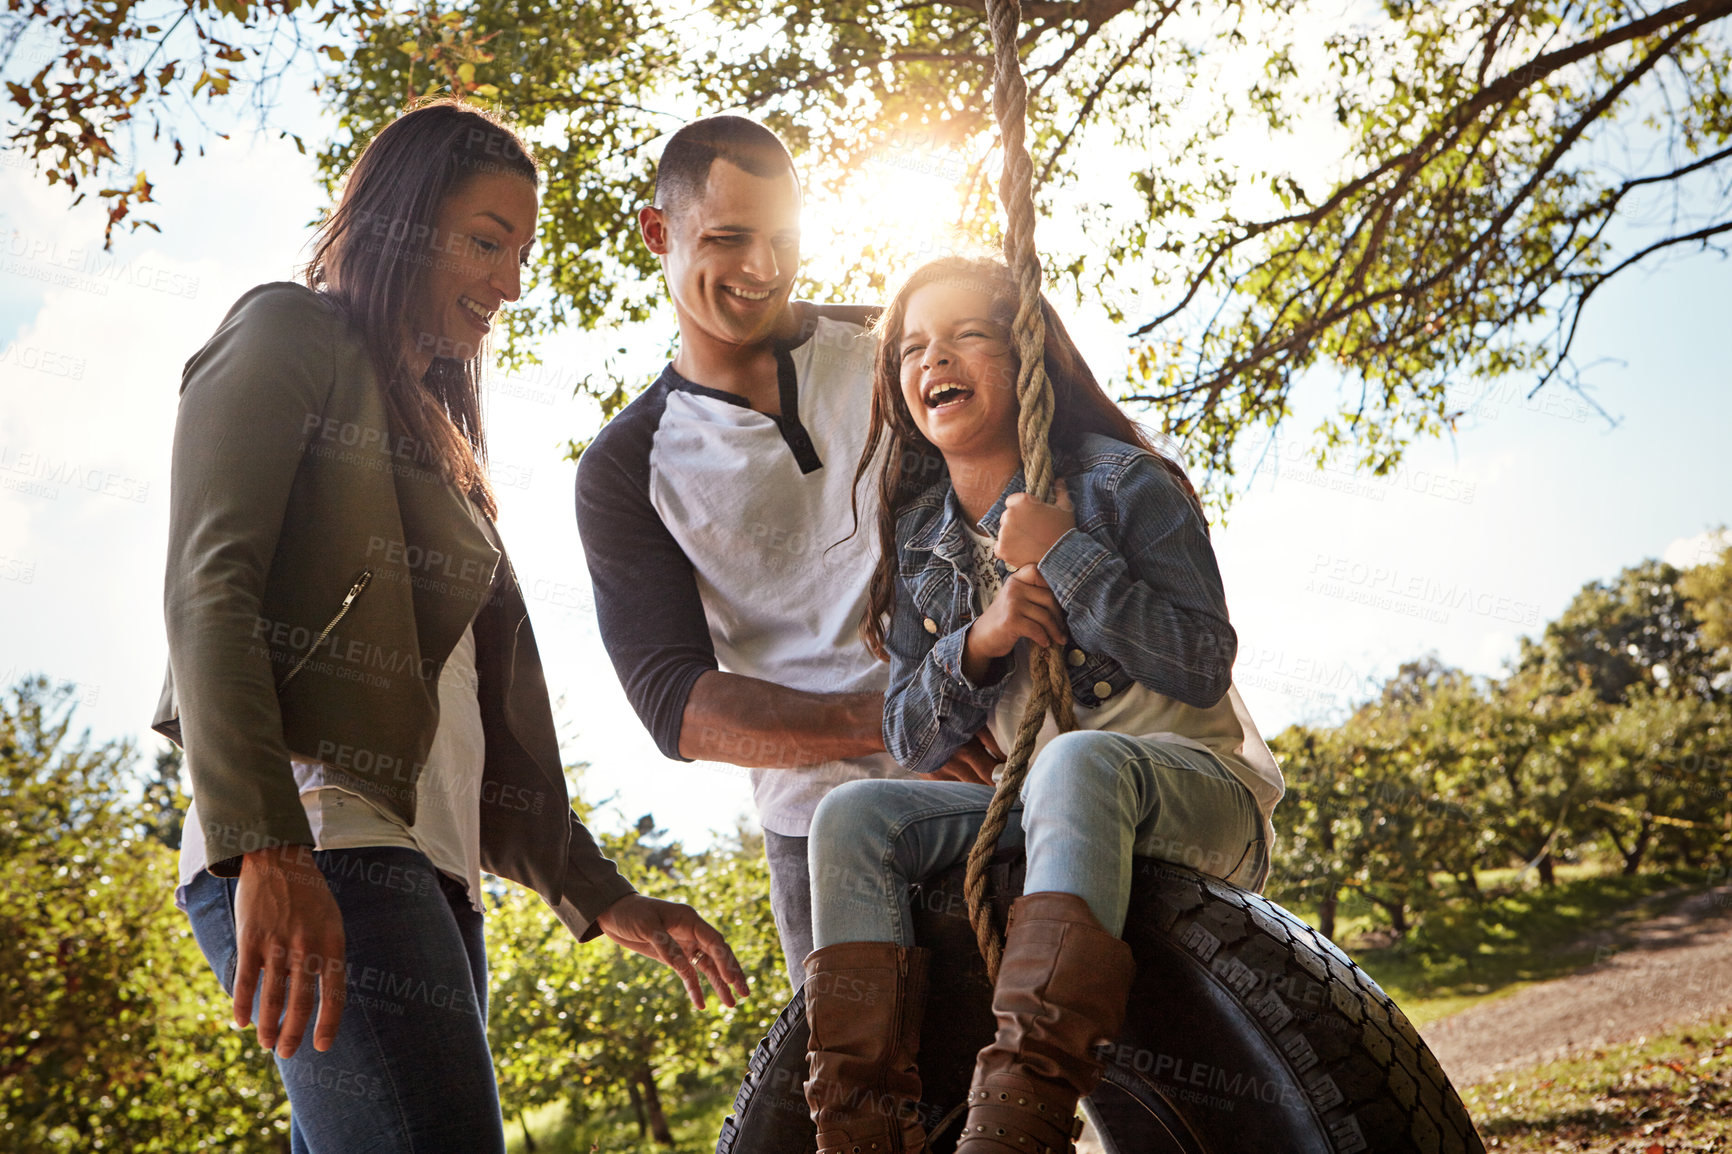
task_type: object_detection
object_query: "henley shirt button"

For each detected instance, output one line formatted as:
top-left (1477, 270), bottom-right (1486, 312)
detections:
top-left (923, 617), bottom-right (938, 634)
top-left (1093, 680), bottom-right (1114, 699)
top-left (1067, 649), bottom-right (1086, 667)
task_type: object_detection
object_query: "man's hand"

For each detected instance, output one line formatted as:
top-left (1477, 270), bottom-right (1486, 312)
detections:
top-left (596, 894), bottom-right (751, 1010)
top-left (232, 844), bottom-right (347, 1059)
top-left (997, 481), bottom-right (1075, 570)
top-left (929, 729), bottom-right (1005, 784)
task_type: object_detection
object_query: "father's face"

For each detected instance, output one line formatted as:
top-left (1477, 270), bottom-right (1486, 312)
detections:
top-left (641, 157), bottom-right (802, 350)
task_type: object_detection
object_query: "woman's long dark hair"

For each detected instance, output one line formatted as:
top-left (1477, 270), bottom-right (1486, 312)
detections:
top-left (304, 98), bottom-right (539, 519)
top-left (852, 256), bottom-right (1201, 660)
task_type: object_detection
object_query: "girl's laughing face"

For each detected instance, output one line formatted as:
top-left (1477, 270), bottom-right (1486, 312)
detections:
top-left (897, 280), bottom-right (1019, 459)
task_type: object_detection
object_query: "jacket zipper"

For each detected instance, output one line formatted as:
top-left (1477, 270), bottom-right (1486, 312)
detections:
top-left (894, 947), bottom-right (908, 1055)
top-left (276, 569), bottom-right (374, 690)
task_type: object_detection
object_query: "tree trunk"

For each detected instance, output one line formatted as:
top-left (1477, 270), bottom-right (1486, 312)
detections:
top-left (1315, 778), bottom-right (1337, 941)
top-left (627, 1072), bottom-right (648, 1138)
top-left (1318, 888), bottom-right (1339, 941)
top-left (1369, 894), bottom-right (1409, 936)
top-left (1537, 852), bottom-right (1555, 887)
top-left (1622, 817), bottom-right (1653, 876)
top-left (519, 1113), bottom-right (538, 1152)
top-left (637, 1065), bottom-right (675, 1146)
top-left (1455, 869), bottom-right (1480, 899)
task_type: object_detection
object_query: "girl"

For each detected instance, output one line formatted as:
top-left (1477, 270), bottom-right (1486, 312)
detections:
top-left (800, 257), bottom-right (1284, 1154)
top-left (159, 99), bottom-right (746, 1153)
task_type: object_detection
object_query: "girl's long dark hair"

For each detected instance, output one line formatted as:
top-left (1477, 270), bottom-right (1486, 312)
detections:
top-left (304, 98), bottom-right (539, 519)
top-left (851, 256), bottom-right (1201, 660)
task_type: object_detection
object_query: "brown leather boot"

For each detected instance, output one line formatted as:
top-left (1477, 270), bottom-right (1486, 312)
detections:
top-left (954, 892), bottom-right (1136, 1154)
top-left (803, 942), bottom-right (931, 1154)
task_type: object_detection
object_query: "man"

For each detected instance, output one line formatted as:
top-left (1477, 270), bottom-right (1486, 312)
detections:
top-left (575, 116), bottom-right (996, 986)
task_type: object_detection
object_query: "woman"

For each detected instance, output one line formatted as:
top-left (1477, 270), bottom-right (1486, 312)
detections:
top-left (799, 256), bottom-right (1283, 1153)
top-left (154, 99), bottom-right (747, 1153)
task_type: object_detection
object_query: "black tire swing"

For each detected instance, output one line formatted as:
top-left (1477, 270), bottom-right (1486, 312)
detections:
top-left (719, 857), bottom-right (1486, 1153)
top-left (717, 0), bottom-right (1488, 1150)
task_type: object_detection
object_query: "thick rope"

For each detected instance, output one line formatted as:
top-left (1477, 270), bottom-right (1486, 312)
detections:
top-left (964, 0), bottom-right (1078, 983)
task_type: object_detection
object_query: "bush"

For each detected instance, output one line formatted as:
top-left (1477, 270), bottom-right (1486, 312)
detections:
top-left (0, 677), bottom-right (288, 1152)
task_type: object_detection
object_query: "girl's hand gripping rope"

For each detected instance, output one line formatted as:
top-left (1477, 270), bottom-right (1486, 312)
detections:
top-left (996, 479), bottom-right (1074, 570)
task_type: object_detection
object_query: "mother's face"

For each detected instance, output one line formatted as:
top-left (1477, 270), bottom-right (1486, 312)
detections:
top-left (405, 171), bottom-right (539, 367)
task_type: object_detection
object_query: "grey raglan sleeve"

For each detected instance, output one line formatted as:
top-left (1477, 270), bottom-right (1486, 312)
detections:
top-left (574, 393), bottom-right (718, 761)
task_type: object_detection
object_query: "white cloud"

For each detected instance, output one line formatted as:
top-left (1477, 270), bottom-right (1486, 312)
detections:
top-left (1663, 527), bottom-right (1732, 571)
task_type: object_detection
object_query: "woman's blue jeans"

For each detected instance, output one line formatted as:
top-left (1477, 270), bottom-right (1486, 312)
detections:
top-left (182, 845), bottom-right (506, 1153)
top-left (809, 732), bottom-right (1266, 947)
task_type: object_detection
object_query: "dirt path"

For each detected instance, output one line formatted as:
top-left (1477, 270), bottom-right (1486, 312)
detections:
top-left (1420, 882), bottom-right (1732, 1086)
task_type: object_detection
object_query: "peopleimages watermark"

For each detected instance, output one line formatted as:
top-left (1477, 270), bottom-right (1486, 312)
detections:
top-left (0, 445), bottom-right (151, 503)
top-left (524, 575), bottom-right (593, 614)
top-left (1306, 552), bottom-right (1541, 627)
top-left (491, 357), bottom-right (592, 407)
top-left (1, 228), bottom-right (200, 299)
top-left (867, 126), bottom-right (970, 185)
top-left (1444, 377), bottom-right (1599, 425)
top-left (1233, 644), bottom-right (1380, 712)
top-left (0, 340), bottom-right (86, 380)
top-left (0, 554), bottom-right (37, 584)
top-left (1265, 441), bottom-right (1478, 507)
top-left (0, 665), bottom-right (99, 706)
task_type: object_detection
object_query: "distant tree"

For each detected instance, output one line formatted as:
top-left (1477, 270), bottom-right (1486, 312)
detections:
top-left (1456, 670), bottom-right (1604, 887)
top-left (141, 743), bottom-right (185, 850)
top-left (1270, 659), bottom-right (1492, 938)
top-left (487, 807), bottom-right (785, 1149)
top-left (0, 676), bottom-right (287, 1152)
top-left (1678, 537), bottom-right (1732, 684)
top-left (1583, 688), bottom-right (1731, 873)
top-left (1268, 726), bottom-right (1356, 940)
top-left (1519, 559), bottom-right (1720, 704)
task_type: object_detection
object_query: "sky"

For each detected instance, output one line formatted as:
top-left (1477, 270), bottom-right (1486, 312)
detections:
top-left (2, 64), bottom-right (1729, 851)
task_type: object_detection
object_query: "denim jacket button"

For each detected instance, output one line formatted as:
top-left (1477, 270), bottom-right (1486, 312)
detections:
top-left (1093, 680), bottom-right (1114, 699)
top-left (923, 617), bottom-right (938, 634)
top-left (1067, 649), bottom-right (1086, 667)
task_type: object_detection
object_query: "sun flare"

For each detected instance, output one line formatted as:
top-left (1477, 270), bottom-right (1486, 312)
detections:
top-left (798, 139), bottom-right (989, 294)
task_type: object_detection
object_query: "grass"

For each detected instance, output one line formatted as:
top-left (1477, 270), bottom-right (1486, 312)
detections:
top-left (1460, 1011), bottom-right (1732, 1151)
top-left (503, 1082), bottom-right (736, 1154)
top-left (1294, 864), bottom-right (1719, 1027)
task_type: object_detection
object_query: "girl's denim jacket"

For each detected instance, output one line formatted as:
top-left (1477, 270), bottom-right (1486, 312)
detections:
top-left (884, 433), bottom-right (1238, 774)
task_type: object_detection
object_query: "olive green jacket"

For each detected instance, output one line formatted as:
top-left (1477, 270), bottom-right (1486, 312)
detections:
top-left (152, 282), bottom-right (634, 939)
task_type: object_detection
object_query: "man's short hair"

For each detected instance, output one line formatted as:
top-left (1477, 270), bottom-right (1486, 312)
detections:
top-left (653, 115), bottom-right (799, 218)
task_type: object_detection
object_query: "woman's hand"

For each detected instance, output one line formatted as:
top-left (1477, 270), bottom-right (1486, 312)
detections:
top-left (232, 845), bottom-right (347, 1059)
top-left (596, 895), bottom-right (751, 1010)
top-left (962, 567), bottom-right (1068, 681)
top-left (996, 481), bottom-right (1075, 570)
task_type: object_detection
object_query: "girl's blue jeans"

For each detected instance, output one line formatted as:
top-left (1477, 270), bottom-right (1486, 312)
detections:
top-left (809, 731), bottom-right (1266, 947)
top-left (182, 845), bottom-right (506, 1154)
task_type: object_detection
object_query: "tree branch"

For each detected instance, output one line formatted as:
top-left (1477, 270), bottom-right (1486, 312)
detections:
top-left (1034, 5), bottom-right (1172, 189)
top-left (1133, 0), bottom-right (1732, 337)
